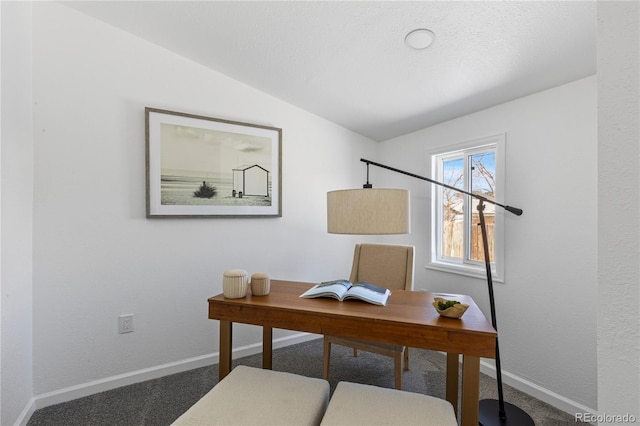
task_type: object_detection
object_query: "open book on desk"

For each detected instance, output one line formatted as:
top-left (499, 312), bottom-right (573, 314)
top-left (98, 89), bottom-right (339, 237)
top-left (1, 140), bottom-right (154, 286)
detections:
top-left (299, 279), bottom-right (391, 306)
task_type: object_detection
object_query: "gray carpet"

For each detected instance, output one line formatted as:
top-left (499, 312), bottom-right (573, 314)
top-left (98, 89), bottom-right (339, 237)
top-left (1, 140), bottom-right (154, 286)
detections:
top-left (27, 338), bottom-right (585, 425)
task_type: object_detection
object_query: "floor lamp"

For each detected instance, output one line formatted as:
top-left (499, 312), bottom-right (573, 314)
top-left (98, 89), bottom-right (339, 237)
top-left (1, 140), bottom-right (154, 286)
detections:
top-left (327, 158), bottom-right (534, 426)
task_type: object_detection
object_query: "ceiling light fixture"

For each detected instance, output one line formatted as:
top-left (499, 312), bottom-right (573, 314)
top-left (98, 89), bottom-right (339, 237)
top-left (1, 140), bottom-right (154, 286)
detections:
top-left (404, 28), bottom-right (435, 50)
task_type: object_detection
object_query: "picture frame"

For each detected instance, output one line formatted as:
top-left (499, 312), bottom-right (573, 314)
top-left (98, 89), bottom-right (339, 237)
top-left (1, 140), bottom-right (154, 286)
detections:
top-left (145, 108), bottom-right (282, 218)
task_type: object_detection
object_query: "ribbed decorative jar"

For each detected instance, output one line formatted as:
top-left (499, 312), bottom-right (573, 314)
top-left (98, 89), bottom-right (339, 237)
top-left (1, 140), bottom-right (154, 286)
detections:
top-left (223, 269), bottom-right (248, 299)
top-left (250, 272), bottom-right (270, 296)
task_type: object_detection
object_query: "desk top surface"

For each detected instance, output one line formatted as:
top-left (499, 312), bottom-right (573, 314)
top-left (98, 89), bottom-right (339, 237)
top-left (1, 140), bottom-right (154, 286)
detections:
top-left (209, 279), bottom-right (496, 357)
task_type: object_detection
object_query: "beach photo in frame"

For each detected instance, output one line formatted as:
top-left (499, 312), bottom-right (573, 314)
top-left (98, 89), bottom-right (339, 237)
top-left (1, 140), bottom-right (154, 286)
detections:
top-left (145, 108), bottom-right (282, 218)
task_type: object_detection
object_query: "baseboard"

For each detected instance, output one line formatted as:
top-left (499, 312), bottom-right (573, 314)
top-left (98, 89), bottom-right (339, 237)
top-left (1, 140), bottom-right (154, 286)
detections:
top-left (479, 359), bottom-right (596, 419)
top-left (32, 332), bottom-right (320, 412)
top-left (13, 396), bottom-right (36, 426)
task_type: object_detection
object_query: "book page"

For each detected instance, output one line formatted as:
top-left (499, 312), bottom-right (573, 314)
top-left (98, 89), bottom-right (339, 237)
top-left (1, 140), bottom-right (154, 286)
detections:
top-left (352, 281), bottom-right (386, 294)
top-left (317, 279), bottom-right (352, 289)
top-left (299, 281), bottom-right (350, 299)
top-left (343, 284), bottom-right (391, 306)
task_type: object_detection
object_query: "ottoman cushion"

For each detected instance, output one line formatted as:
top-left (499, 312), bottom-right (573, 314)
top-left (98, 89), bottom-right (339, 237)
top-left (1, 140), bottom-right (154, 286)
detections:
top-left (172, 366), bottom-right (330, 426)
top-left (320, 381), bottom-right (457, 425)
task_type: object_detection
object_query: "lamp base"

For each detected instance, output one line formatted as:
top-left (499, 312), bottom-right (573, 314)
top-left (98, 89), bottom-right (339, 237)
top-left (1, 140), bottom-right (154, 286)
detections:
top-left (478, 399), bottom-right (535, 426)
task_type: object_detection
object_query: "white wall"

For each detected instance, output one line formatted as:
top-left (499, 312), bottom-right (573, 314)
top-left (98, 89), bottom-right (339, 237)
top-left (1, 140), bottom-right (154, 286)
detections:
top-left (3, 2), bottom-right (637, 425)
top-left (597, 1), bottom-right (640, 422)
top-left (30, 1), bottom-right (368, 404)
top-left (376, 76), bottom-right (598, 413)
top-left (1, 2), bottom-right (35, 425)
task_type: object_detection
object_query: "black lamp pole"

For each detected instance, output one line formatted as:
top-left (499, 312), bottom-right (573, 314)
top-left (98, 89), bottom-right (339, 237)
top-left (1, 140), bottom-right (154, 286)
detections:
top-left (476, 200), bottom-right (534, 426)
top-left (359, 158), bottom-right (534, 426)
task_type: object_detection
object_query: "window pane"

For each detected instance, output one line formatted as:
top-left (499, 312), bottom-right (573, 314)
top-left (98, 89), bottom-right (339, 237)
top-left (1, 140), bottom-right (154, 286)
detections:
top-left (470, 152), bottom-right (495, 262)
top-left (429, 134), bottom-right (504, 280)
top-left (442, 157), bottom-right (464, 259)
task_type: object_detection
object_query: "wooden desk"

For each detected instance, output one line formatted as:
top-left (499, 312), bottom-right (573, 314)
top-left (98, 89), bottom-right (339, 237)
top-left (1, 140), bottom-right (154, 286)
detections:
top-left (208, 280), bottom-right (496, 426)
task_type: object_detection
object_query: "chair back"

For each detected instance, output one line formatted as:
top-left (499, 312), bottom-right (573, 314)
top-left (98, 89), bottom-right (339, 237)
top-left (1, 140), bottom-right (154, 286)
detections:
top-left (348, 243), bottom-right (415, 291)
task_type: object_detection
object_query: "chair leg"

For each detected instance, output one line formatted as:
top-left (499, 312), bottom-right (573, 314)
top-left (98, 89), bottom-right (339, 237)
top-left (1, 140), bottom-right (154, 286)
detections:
top-left (394, 352), bottom-right (403, 390)
top-left (403, 347), bottom-right (409, 371)
top-left (353, 348), bottom-right (358, 357)
top-left (323, 337), bottom-right (331, 380)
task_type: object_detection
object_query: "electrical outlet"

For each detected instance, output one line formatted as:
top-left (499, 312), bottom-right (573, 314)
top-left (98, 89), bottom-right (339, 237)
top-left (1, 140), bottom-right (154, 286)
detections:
top-left (118, 314), bottom-right (134, 334)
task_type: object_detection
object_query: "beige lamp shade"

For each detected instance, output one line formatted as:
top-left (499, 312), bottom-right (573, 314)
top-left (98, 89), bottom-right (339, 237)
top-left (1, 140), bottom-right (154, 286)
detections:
top-left (327, 188), bottom-right (410, 234)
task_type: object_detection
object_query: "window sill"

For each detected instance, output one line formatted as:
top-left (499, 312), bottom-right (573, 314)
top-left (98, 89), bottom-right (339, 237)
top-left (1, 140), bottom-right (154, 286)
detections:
top-left (426, 261), bottom-right (504, 283)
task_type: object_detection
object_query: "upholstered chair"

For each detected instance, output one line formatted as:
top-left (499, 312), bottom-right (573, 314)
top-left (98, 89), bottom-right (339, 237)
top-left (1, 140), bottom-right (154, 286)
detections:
top-left (322, 243), bottom-right (415, 390)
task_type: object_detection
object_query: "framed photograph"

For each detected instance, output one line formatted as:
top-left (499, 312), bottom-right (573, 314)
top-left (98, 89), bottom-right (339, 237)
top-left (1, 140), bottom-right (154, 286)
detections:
top-left (145, 108), bottom-right (282, 218)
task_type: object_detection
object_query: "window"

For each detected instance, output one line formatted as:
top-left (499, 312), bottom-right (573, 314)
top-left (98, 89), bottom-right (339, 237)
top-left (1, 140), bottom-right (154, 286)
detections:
top-left (428, 134), bottom-right (505, 281)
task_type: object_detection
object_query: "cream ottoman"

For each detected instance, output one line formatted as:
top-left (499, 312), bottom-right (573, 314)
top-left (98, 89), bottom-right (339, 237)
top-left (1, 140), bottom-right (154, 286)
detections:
top-left (172, 366), bottom-right (330, 426)
top-left (320, 381), bottom-right (457, 426)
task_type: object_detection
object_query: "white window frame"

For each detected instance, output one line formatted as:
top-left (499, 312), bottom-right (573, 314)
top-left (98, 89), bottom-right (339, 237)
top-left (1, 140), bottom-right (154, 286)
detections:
top-left (426, 134), bottom-right (506, 282)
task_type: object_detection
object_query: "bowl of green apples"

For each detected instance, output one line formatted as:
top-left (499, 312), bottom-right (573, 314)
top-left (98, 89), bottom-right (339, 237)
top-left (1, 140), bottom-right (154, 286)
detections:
top-left (432, 297), bottom-right (469, 319)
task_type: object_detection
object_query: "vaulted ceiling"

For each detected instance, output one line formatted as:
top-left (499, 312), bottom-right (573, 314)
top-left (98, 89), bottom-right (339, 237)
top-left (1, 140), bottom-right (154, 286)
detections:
top-left (63, 1), bottom-right (596, 141)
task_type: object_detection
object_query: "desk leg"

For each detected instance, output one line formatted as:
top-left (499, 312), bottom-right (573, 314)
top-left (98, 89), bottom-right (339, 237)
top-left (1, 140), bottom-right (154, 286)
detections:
top-left (460, 355), bottom-right (480, 426)
top-left (219, 320), bottom-right (232, 381)
top-left (262, 326), bottom-right (273, 370)
top-left (446, 353), bottom-right (459, 417)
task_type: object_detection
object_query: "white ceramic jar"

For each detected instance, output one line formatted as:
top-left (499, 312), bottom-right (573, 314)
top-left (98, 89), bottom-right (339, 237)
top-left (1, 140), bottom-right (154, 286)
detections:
top-left (223, 269), bottom-right (248, 299)
top-left (250, 272), bottom-right (270, 296)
